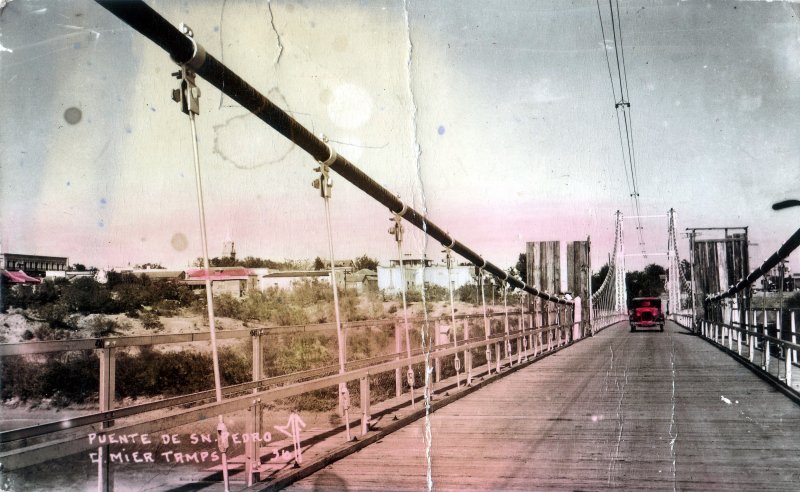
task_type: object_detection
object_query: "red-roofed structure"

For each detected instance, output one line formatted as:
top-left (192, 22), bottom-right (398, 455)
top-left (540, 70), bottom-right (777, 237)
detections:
top-left (184, 267), bottom-right (253, 282)
top-left (1, 270), bottom-right (42, 284)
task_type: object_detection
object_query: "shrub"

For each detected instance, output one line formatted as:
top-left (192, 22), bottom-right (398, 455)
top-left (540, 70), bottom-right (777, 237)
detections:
top-left (0, 352), bottom-right (99, 404)
top-left (422, 284), bottom-right (449, 302)
top-left (272, 305), bottom-right (309, 326)
top-left (154, 299), bottom-right (181, 317)
top-left (348, 327), bottom-right (389, 361)
top-left (211, 293), bottom-right (245, 320)
top-left (33, 324), bottom-right (70, 341)
top-left (86, 316), bottom-right (120, 337)
top-left (403, 289), bottom-right (423, 303)
top-left (61, 277), bottom-right (112, 313)
top-left (115, 346), bottom-right (251, 398)
top-left (456, 283), bottom-right (480, 305)
top-left (338, 290), bottom-right (364, 322)
top-left (140, 312), bottom-right (164, 331)
top-left (274, 334), bottom-right (334, 375)
top-left (291, 280), bottom-right (332, 306)
top-left (240, 289), bottom-right (282, 321)
top-left (33, 302), bottom-right (71, 329)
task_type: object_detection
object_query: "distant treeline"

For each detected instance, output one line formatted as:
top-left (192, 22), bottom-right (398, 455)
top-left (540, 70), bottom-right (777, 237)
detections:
top-left (1, 273), bottom-right (196, 329)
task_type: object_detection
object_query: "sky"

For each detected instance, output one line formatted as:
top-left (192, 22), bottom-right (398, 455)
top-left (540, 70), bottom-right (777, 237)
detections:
top-left (1, 0), bottom-right (800, 279)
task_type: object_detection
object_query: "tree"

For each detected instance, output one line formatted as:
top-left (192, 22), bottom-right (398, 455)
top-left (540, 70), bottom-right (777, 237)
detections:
top-left (72, 263), bottom-right (87, 271)
top-left (313, 257), bottom-right (325, 271)
top-left (592, 263), bottom-right (610, 293)
top-left (210, 256), bottom-right (237, 267)
top-left (626, 263), bottom-right (667, 299)
top-left (515, 253), bottom-right (527, 284)
top-left (134, 263), bottom-right (165, 270)
top-left (60, 277), bottom-right (112, 313)
top-left (505, 267), bottom-right (518, 292)
top-left (353, 255), bottom-right (378, 271)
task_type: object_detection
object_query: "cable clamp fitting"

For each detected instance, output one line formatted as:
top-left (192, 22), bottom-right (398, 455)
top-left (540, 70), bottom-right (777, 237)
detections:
top-left (312, 135), bottom-right (336, 198)
top-left (170, 24), bottom-right (204, 116)
top-left (171, 23), bottom-right (207, 71)
top-left (319, 136), bottom-right (338, 168)
top-left (395, 201), bottom-right (408, 217)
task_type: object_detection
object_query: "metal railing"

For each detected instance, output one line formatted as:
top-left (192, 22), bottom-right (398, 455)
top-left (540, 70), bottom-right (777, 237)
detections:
top-left (692, 226), bottom-right (800, 401)
top-left (0, 310), bottom-right (514, 443)
top-left (0, 311), bottom-right (622, 474)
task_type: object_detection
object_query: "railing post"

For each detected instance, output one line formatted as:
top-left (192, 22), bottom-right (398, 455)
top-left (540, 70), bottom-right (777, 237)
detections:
top-left (97, 344), bottom-right (116, 492)
top-left (747, 309), bottom-right (754, 363)
top-left (557, 306), bottom-right (563, 346)
top-left (778, 313), bottom-right (788, 384)
top-left (360, 377), bottom-right (370, 435)
top-left (737, 312), bottom-right (742, 356)
top-left (714, 318), bottom-right (719, 343)
top-left (245, 398), bottom-right (262, 487)
top-left (517, 314), bottom-right (523, 364)
top-left (727, 303), bottom-right (733, 350)
top-left (504, 308), bottom-right (510, 361)
top-left (792, 311), bottom-right (797, 365)
top-left (434, 320), bottom-right (442, 384)
top-left (246, 333), bottom-right (264, 486)
top-left (395, 323), bottom-right (402, 399)
top-left (764, 309), bottom-right (771, 372)
top-left (484, 316), bottom-right (492, 376)
top-left (464, 320), bottom-right (472, 386)
top-left (783, 316), bottom-right (792, 386)
top-left (529, 311), bottom-right (536, 358)
top-left (554, 306), bottom-right (559, 347)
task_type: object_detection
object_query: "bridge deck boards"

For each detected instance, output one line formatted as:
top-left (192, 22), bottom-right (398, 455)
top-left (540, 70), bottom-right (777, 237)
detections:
top-left (286, 321), bottom-right (800, 491)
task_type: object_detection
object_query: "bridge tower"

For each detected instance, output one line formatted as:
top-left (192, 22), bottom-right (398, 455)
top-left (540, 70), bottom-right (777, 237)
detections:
top-left (613, 211), bottom-right (627, 313)
top-left (666, 209), bottom-right (681, 313)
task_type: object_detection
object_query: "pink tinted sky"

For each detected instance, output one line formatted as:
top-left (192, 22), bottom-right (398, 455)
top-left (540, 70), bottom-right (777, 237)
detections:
top-left (1, 0), bottom-right (799, 276)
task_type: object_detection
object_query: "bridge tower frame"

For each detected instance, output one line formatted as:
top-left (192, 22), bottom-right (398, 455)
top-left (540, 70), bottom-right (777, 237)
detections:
top-left (614, 211), bottom-right (628, 313)
top-left (667, 208), bottom-right (681, 313)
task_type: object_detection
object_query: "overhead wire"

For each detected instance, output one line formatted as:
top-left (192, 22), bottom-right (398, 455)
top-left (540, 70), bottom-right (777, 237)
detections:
top-left (596, 0), bottom-right (632, 190)
top-left (612, 0), bottom-right (646, 250)
top-left (596, 0), bottom-right (648, 260)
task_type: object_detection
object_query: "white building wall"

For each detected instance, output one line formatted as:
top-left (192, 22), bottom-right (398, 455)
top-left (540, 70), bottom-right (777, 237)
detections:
top-left (260, 274), bottom-right (331, 291)
top-left (378, 264), bottom-right (474, 293)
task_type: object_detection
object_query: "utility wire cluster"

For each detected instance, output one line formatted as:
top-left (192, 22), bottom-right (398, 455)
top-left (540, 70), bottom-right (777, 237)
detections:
top-left (596, 0), bottom-right (647, 258)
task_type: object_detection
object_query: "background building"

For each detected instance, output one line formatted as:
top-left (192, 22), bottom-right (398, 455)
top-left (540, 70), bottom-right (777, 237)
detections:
top-left (260, 270), bottom-right (330, 290)
top-left (0, 253), bottom-right (69, 278)
top-left (377, 258), bottom-right (474, 294)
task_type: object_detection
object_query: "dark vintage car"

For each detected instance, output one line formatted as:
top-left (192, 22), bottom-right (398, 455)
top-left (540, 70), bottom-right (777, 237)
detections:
top-left (629, 297), bottom-right (664, 332)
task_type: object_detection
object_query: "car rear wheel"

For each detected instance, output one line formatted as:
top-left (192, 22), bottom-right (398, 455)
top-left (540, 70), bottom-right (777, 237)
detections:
top-left (630, 325), bottom-right (636, 332)
top-left (659, 324), bottom-right (664, 332)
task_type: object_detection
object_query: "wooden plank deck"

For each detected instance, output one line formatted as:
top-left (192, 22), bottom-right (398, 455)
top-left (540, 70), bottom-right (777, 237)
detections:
top-left (285, 321), bottom-right (800, 491)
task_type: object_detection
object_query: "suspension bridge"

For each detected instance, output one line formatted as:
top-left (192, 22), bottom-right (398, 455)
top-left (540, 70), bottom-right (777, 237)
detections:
top-left (2, 1), bottom-right (800, 491)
